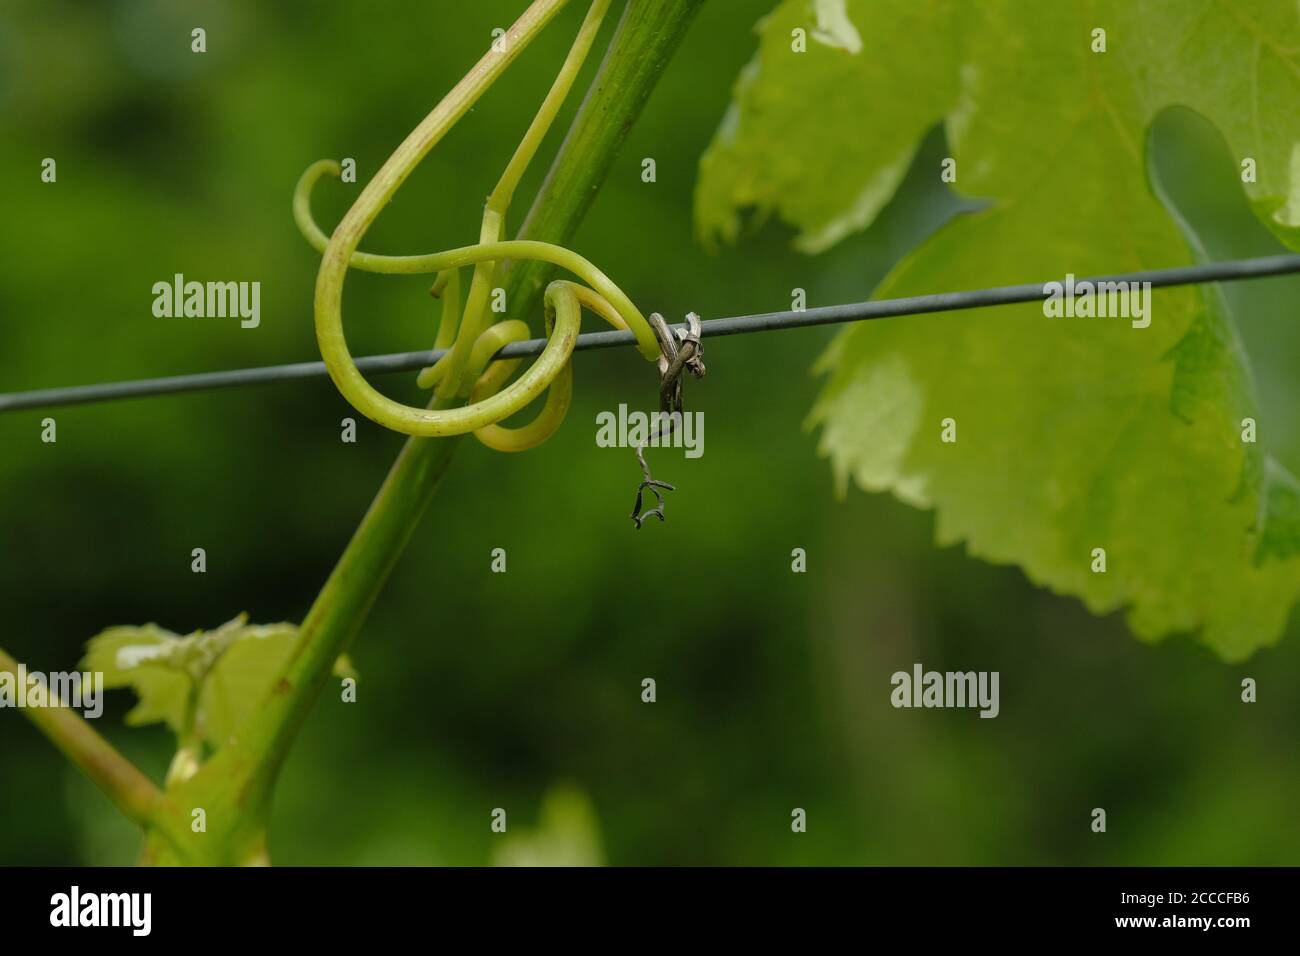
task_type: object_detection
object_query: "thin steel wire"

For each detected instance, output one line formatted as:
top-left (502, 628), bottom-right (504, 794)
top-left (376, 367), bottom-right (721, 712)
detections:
top-left (3, 253), bottom-right (1298, 413)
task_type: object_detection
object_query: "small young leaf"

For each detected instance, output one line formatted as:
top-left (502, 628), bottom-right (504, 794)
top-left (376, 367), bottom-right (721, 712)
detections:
top-left (83, 616), bottom-right (302, 748)
top-left (81, 625), bottom-right (191, 732)
top-left (197, 624), bottom-right (297, 748)
top-left (331, 653), bottom-right (359, 681)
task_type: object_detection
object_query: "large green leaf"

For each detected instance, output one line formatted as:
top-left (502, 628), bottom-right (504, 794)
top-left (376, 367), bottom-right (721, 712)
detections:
top-left (697, 0), bottom-right (962, 254)
top-left (698, 0), bottom-right (1300, 658)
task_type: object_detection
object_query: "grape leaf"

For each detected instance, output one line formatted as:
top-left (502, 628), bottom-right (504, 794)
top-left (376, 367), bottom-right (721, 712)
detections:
top-left (697, 0), bottom-right (962, 254)
top-left (82, 624), bottom-right (191, 732)
top-left (698, 0), bottom-right (1300, 658)
top-left (83, 615), bottom-right (300, 746)
top-left (197, 622), bottom-right (297, 747)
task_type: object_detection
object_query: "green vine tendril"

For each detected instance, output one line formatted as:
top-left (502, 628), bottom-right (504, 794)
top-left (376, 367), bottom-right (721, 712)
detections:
top-left (293, 0), bottom-right (661, 451)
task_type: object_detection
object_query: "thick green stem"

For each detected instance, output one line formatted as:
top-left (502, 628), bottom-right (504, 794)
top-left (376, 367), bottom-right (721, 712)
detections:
top-left (509, 0), bottom-right (704, 315)
top-left (170, 0), bottom-right (703, 862)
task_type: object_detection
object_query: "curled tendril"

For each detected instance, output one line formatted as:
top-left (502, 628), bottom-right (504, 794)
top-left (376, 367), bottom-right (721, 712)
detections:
top-left (293, 0), bottom-right (661, 452)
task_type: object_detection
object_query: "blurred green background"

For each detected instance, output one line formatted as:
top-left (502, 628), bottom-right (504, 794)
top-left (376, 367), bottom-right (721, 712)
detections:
top-left (2, 0), bottom-right (1298, 866)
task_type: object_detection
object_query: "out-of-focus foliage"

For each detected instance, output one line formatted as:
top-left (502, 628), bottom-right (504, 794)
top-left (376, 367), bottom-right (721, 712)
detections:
top-left (2, 0), bottom-right (1299, 866)
top-left (491, 785), bottom-right (604, 867)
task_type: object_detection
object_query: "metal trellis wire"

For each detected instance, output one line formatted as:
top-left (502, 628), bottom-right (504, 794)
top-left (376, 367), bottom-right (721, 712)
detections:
top-left (2, 253), bottom-right (1299, 414)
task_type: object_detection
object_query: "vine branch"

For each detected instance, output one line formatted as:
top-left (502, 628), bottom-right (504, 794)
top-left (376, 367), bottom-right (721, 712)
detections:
top-left (157, 0), bottom-right (704, 862)
top-left (0, 647), bottom-right (189, 851)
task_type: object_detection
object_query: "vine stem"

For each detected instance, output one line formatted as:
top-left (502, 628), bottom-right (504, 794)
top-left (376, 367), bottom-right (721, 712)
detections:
top-left (0, 648), bottom-right (194, 856)
top-left (150, 0), bottom-right (703, 864)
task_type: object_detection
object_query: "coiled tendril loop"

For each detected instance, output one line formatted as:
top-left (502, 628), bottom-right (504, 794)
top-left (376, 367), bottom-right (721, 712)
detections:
top-left (294, 0), bottom-right (660, 452)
